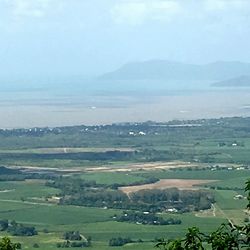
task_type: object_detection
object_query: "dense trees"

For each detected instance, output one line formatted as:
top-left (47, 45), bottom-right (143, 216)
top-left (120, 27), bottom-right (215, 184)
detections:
top-left (56, 241), bottom-right (91, 248)
top-left (0, 220), bottom-right (8, 231)
top-left (156, 224), bottom-right (250, 250)
top-left (130, 188), bottom-right (214, 212)
top-left (48, 177), bottom-right (214, 212)
top-left (0, 220), bottom-right (37, 237)
top-left (57, 232), bottom-right (92, 248)
top-left (59, 187), bottom-right (213, 212)
top-left (114, 211), bottom-right (181, 225)
top-left (63, 231), bottom-right (82, 241)
top-left (109, 237), bottom-right (132, 246)
top-left (0, 166), bottom-right (57, 182)
top-left (0, 237), bottom-right (21, 250)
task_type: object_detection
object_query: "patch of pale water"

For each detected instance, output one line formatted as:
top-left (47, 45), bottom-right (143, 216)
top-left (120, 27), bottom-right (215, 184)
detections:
top-left (0, 88), bottom-right (249, 128)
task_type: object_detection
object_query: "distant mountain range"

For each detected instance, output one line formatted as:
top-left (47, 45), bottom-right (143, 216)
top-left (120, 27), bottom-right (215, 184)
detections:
top-left (99, 60), bottom-right (250, 82)
top-left (212, 75), bottom-right (250, 87)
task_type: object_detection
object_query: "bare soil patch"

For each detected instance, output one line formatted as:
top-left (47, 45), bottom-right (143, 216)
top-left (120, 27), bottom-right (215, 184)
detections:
top-left (85, 161), bottom-right (198, 172)
top-left (119, 179), bottom-right (217, 194)
top-left (9, 161), bottom-right (206, 175)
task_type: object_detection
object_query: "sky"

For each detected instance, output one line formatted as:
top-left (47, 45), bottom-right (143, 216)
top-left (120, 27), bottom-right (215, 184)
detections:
top-left (1, 0), bottom-right (250, 77)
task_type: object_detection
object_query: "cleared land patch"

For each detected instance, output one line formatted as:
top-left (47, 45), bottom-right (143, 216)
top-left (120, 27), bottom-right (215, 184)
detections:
top-left (0, 147), bottom-right (135, 154)
top-left (85, 161), bottom-right (198, 172)
top-left (7, 161), bottom-right (200, 174)
top-left (119, 179), bottom-right (217, 194)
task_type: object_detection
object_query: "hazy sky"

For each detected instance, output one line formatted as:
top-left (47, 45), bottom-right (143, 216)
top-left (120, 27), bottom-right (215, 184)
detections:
top-left (1, 0), bottom-right (250, 76)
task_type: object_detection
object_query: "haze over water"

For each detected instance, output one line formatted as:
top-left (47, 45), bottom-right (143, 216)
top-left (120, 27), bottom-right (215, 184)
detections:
top-left (0, 80), bottom-right (249, 128)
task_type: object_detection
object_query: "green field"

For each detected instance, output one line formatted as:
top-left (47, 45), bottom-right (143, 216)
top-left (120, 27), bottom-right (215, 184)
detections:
top-left (0, 118), bottom-right (249, 249)
top-left (0, 171), bottom-right (247, 249)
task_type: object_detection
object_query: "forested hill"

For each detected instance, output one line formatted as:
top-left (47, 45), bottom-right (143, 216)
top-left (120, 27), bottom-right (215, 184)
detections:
top-left (212, 75), bottom-right (250, 87)
top-left (99, 60), bottom-right (250, 81)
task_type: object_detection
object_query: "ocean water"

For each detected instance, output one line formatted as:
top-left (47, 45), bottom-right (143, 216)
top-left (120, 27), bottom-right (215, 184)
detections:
top-left (0, 79), bottom-right (249, 128)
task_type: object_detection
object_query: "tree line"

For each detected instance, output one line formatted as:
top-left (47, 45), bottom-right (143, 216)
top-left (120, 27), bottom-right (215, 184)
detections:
top-left (47, 177), bottom-right (214, 213)
top-left (0, 219), bottom-right (37, 236)
top-left (114, 211), bottom-right (181, 225)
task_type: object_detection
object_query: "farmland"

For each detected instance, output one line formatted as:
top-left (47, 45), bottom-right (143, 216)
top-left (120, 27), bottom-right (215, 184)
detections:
top-left (0, 117), bottom-right (249, 249)
top-left (119, 179), bottom-right (217, 193)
